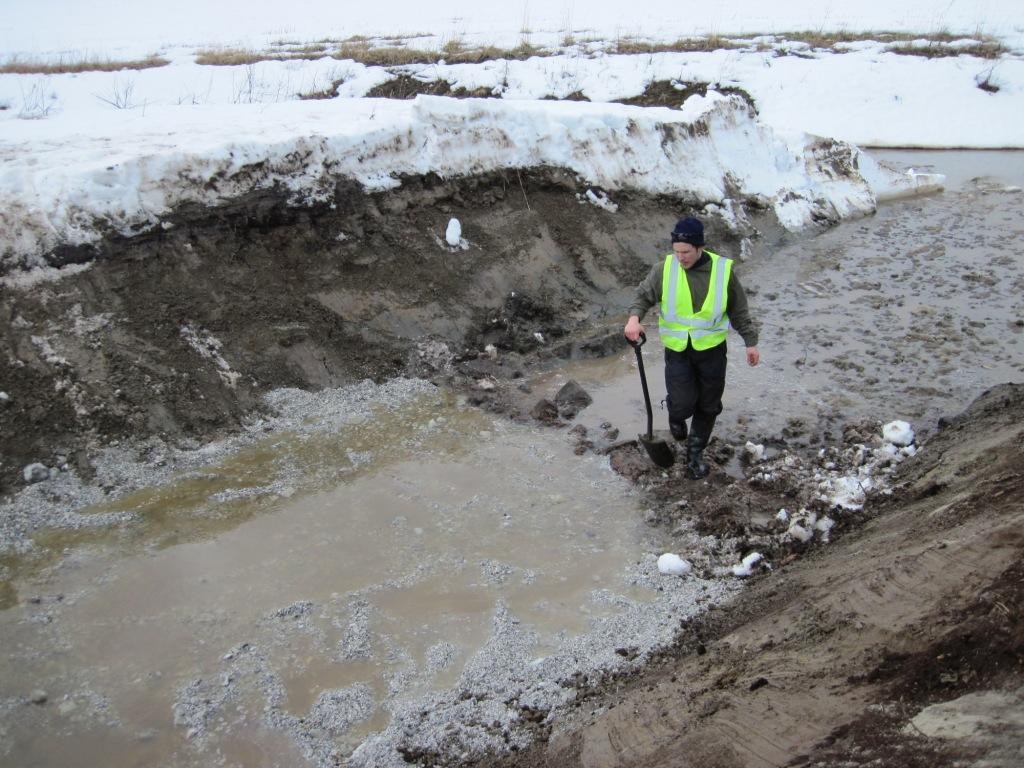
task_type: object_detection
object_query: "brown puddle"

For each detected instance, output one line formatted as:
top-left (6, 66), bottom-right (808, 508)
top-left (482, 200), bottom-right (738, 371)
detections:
top-left (0, 393), bottom-right (652, 767)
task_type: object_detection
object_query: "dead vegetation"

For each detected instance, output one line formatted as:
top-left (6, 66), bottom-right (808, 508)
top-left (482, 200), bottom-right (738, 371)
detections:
top-left (610, 35), bottom-right (743, 55)
top-left (0, 54), bottom-right (169, 75)
top-left (364, 74), bottom-right (495, 100)
top-left (772, 29), bottom-right (1006, 58)
top-left (885, 40), bottom-right (1007, 59)
top-left (187, 29), bottom-right (1007, 71)
top-left (615, 79), bottom-right (757, 113)
top-left (195, 39), bottom-right (547, 68)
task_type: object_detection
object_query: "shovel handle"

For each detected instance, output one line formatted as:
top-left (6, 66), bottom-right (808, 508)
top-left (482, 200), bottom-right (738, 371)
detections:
top-left (627, 331), bottom-right (647, 349)
top-left (627, 332), bottom-right (655, 440)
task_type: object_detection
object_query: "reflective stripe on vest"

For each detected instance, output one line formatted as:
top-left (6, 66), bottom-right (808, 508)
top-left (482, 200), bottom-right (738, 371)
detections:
top-left (658, 250), bottom-right (732, 352)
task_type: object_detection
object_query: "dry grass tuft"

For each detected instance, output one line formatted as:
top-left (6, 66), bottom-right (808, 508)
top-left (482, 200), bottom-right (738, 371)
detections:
top-left (776, 29), bottom-right (1005, 56)
top-left (297, 77), bottom-right (347, 100)
top-left (333, 42), bottom-right (431, 67)
top-left (611, 36), bottom-right (743, 55)
top-left (884, 40), bottom-right (1006, 59)
top-left (195, 48), bottom-right (272, 66)
top-left (0, 54), bottom-right (169, 75)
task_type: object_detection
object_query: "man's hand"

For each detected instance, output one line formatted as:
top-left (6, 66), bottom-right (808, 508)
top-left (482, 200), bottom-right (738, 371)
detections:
top-left (624, 316), bottom-right (643, 342)
top-left (746, 346), bottom-right (761, 366)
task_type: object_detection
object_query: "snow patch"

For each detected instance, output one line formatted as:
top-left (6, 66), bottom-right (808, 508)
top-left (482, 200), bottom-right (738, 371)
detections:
top-left (2, 95), bottom-right (921, 272)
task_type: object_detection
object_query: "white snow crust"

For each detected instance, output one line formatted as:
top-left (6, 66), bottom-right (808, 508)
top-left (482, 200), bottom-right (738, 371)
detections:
top-left (5, 2), bottom-right (1020, 271)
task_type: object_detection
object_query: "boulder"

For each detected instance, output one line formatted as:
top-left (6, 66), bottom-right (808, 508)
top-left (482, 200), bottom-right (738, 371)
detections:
top-left (554, 380), bottom-right (593, 419)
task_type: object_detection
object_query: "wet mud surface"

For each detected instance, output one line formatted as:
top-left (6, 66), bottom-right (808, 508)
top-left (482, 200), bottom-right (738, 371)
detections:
top-left (1, 150), bottom-right (1023, 766)
top-left (480, 383), bottom-right (1024, 768)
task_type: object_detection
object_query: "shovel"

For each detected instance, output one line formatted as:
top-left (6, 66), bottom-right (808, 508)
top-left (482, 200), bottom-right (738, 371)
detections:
top-left (627, 332), bottom-right (675, 468)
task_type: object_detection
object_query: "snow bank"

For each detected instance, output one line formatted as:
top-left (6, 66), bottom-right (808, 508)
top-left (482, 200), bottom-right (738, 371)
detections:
top-left (0, 94), bottom-right (929, 271)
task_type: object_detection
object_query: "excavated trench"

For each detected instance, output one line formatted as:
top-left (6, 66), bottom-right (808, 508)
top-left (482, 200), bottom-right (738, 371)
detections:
top-left (0, 166), bottom-right (764, 496)
top-left (1, 151), bottom-right (1023, 767)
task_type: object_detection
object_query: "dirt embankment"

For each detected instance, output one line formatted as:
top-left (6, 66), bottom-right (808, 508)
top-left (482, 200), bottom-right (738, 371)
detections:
top-left (477, 382), bottom-right (1024, 768)
top-left (0, 169), bottom-right (768, 496)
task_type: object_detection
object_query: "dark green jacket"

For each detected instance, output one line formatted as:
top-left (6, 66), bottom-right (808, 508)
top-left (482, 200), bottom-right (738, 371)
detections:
top-left (628, 252), bottom-right (759, 348)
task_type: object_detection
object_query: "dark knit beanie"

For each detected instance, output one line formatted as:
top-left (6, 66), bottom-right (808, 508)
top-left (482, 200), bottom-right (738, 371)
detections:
top-left (671, 217), bottom-right (705, 246)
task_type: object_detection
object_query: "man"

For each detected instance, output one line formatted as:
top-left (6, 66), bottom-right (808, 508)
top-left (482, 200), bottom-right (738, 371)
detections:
top-left (624, 217), bottom-right (760, 478)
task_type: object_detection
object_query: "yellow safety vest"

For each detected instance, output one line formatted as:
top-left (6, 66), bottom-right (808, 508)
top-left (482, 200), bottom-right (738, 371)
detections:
top-left (658, 250), bottom-right (732, 352)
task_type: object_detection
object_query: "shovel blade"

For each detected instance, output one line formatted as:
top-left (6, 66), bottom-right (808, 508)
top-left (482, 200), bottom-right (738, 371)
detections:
top-left (639, 434), bottom-right (675, 468)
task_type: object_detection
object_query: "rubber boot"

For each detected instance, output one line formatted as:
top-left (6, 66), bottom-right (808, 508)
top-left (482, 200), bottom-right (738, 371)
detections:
top-left (669, 419), bottom-right (688, 442)
top-left (686, 434), bottom-right (710, 479)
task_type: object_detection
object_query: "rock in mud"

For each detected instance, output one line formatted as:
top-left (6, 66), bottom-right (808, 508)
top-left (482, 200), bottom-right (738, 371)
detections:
top-left (22, 463), bottom-right (50, 484)
top-left (554, 380), bottom-right (593, 419)
top-left (530, 398), bottom-right (559, 423)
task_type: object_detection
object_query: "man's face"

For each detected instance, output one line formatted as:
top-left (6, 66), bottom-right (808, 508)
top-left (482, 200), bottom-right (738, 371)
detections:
top-left (673, 241), bottom-right (702, 269)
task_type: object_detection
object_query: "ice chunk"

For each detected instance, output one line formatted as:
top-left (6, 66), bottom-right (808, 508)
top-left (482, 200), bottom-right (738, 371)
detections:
top-left (788, 523), bottom-right (813, 543)
top-left (445, 218), bottom-right (462, 246)
top-left (657, 553), bottom-right (691, 576)
top-left (745, 441), bottom-right (765, 462)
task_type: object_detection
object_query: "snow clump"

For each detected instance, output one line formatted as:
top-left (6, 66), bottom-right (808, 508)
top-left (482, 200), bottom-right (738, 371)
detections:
top-left (445, 218), bottom-right (462, 246)
top-left (657, 553), bottom-right (691, 576)
top-left (882, 420), bottom-right (915, 446)
top-left (23, 463), bottom-right (51, 484)
top-left (744, 441), bottom-right (766, 462)
top-left (732, 552), bottom-right (763, 577)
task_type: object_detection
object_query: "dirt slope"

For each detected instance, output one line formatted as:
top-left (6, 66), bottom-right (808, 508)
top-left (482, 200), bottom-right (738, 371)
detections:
top-left (480, 383), bottom-right (1024, 768)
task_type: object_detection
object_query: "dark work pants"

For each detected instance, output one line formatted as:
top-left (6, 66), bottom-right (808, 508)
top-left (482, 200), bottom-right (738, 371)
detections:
top-left (664, 342), bottom-right (727, 446)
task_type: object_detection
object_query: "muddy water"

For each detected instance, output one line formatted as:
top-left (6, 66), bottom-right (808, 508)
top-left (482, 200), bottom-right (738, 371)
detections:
top-left (0, 393), bottom-right (652, 767)
top-left (540, 150), bottom-right (1024, 452)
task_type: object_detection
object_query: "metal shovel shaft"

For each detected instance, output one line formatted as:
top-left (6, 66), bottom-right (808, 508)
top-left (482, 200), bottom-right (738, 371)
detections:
top-left (628, 333), bottom-right (675, 468)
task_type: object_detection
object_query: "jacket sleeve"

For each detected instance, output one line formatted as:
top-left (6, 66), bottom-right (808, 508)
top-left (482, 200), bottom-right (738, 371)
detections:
top-left (728, 268), bottom-right (759, 347)
top-left (627, 262), bottom-right (663, 320)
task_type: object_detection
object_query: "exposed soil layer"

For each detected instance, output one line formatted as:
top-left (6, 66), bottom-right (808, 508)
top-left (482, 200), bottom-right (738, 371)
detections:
top-left (475, 383), bottom-right (1024, 768)
top-left (614, 80), bottom-right (757, 113)
top-left (3, 169), bottom-right (755, 495)
top-left (365, 74), bottom-right (496, 100)
top-left (358, 74), bottom-right (755, 109)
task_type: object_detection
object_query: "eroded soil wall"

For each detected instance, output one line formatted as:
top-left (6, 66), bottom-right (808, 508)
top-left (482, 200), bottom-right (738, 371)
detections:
top-left (0, 169), bottom-right (758, 493)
